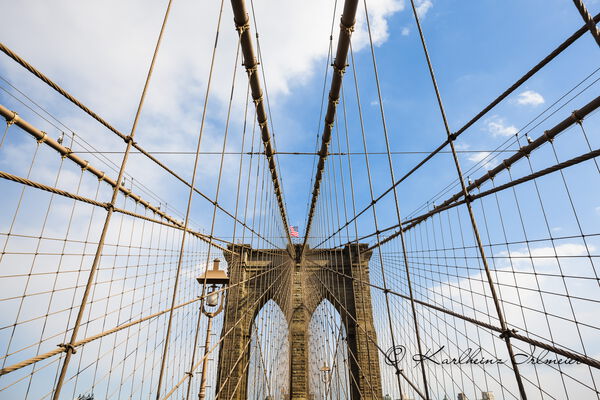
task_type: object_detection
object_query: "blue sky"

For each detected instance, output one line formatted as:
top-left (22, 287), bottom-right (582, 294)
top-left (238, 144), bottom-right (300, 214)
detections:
top-left (1, 0), bottom-right (600, 399)
top-left (0, 0), bottom-right (598, 241)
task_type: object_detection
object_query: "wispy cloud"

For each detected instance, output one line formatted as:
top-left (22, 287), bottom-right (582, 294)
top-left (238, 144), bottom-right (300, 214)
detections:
top-left (517, 90), bottom-right (545, 106)
top-left (485, 115), bottom-right (518, 137)
top-left (416, 0), bottom-right (433, 17)
top-left (468, 151), bottom-right (497, 169)
top-left (401, 27), bottom-right (410, 36)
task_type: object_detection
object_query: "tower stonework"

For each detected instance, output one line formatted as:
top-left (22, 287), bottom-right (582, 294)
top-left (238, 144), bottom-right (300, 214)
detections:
top-left (218, 244), bottom-right (383, 399)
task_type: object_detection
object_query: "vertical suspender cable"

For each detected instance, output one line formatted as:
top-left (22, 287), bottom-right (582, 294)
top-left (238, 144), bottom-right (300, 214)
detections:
top-left (230, 0), bottom-right (295, 255)
top-left (154, 0), bottom-right (226, 397)
top-left (407, 0), bottom-right (528, 397)
top-left (52, 2), bottom-right (175, 398)
top-left (302, 0), bottom-right (359, 258)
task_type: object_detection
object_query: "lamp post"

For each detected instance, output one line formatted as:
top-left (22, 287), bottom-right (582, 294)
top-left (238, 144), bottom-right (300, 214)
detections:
top-left (320, 363), bottom-right (331, 399)
top-left (196, 258), bottom-right (229, 400)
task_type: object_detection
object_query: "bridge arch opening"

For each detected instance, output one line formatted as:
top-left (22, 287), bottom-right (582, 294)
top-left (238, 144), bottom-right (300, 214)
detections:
top-left (247, 299), bottom-right (290, 400)
top-left (308, 298), bottom-right (351, 400)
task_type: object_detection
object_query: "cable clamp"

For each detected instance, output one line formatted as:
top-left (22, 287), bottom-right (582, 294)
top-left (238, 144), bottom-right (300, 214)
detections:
top-left (244, 58), bottom-right (258, 75)
top-left (502, 159), bottom-right (511, 170)
top-left (518, 146), bottom-right (531, 158)
top-left (58, 343), bottom-right (77, 354)
top-left (543, 130), bottom-right (553, 143)
top-left (6, 111), bottom-right (19, 126)
top-left (185, 371), bottom-right (194, 377)
top-left (571, 110), bottom-right (583, 125)
top-left (124, 135), bottom-right (136, 145)
top-left (258, 120), bottom-right (268, 130)
top-left (340, 18), bottom-right (355, 35)
top-left (81, 160), bottom-right (90, 171)
top-left (37, 131), bottom-right (48, 144)
top-left (499, 328), bottom-right (518, 339)
top-left (98, 171), bottom-right (106, 182)
top-left (328, 93), bottom-right (340, 105)
top-left (235, 22), bottom-right (250, 34)
top-left (61, 147), bottom-right (72, 160)
top-left (332, 63), bottom-right (346, 77)
top-left (252, 96), bottom-right (263, 105)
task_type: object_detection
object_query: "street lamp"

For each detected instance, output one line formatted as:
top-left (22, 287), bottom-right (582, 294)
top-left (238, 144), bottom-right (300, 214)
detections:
top-left (320, 363), bottom-right (331, 399)
top-left (196, 258), bottom-right (229, 400)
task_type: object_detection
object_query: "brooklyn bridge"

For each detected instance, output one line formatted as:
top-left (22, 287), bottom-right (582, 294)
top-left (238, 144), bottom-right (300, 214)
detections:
top-left (0, 0), bottom-right (599, 399)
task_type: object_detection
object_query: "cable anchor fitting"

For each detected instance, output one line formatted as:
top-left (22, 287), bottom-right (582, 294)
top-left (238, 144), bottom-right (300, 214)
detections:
top-left (331, 63), bottom-right (346, 77)
top-left (6, 111), bottom-right (19, 127)
top-left (58, 343), bottom-right (77, 354)
top-left (571, 110), bottom-right (583, 125)
top-left (36, 131), bottom-right (48, 144)
top-left (61, 147), bottom-right (72, 160)
top-left (499, 328), bottom-right (518, 339)
top-left (340, 18), bottom-right (355, 35)
top-left (235, 22), bottom-right (250, 34)
top-left (124, 135), bottom-right (136, 145)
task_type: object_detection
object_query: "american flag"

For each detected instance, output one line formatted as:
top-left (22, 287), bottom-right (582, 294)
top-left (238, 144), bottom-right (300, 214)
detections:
top-left (289, 226), bottom-right (299, 238)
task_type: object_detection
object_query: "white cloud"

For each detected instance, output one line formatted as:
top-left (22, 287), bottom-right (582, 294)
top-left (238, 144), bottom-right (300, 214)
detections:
top-left (384, 242), bottom-right (600, 399)
top-left (517, 90), bottom-right (545, 106)
top-left (468, 151), bottom-right (490, 163)
top-left (485, 115), bottom-right (519, 137)
top-left (0, 0), bottom-right (405, 125)
top-left (415, 0), bottom-right (433, 18)
top-left (401, 27), bottom-right (410, 36)
top-left (498, 243), bottom-right (594, 270)
top-left (468, 151), bottom-right (497, 169)
top-left (0, 0), bottom-right (407, 228)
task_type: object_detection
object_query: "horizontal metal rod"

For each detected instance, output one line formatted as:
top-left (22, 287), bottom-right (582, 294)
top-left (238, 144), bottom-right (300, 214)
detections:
top-left (314, 13), bottom-right (600, 250)
top-left (306, 260), bottom-right (427, 399)
top-left (159, 260), bottom-right (290, 400)
top-left (0, 42), bottom-right (279, 251)
top-left (0, 258), bottom-right (288, 377)
top-left (315, 255), bottom-right (600, 370)
top-left (0, 168), bottom-right (233, 254)
top-left (367, 96), bottom-right (600, 251)
top-left (353, 143), bottom-right (600, 246)
top-left (69, 149), bottom-right (520, 156)
top-left (0, 104), bottom-right (236, 252)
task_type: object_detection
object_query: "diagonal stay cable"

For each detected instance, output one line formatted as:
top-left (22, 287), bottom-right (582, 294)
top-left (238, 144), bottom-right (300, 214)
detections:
top-left (0, 105), bottom-right (234, 252)
top-left (0, 41), bottom-right (278, 251)
top-left (366, 95), bottom-right (600, 251)
top-left (313, 13), bottom-right (600, 249)
top-left (51, 2), bottom-right (175, 397)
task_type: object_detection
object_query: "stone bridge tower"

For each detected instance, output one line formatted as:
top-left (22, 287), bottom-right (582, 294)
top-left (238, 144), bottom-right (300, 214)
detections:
top-left (218, 244), bottom-right (383, 399)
